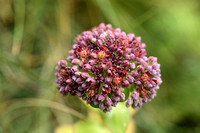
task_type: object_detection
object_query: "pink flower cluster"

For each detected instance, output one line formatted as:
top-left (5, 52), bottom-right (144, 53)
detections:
top-left (56, 23), bottom-right (162, 112)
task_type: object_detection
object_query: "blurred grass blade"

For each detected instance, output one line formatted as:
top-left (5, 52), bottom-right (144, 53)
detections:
top-left (93, 0), bottom-right (120, 27)
top-left (0, 98), bottom-right (86, 119)
top-left (12, 0), bottom-right (25, 55)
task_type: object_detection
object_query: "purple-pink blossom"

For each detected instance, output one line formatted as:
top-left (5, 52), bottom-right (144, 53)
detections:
top-left (55, 23), bottom-right (162, 112)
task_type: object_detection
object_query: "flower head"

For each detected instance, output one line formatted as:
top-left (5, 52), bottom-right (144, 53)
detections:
top-left (55, 23), bottom-right (162, 112)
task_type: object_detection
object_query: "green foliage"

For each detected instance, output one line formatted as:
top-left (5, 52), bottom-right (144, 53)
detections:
top-left (74, 118), bottom-right (110, 133)
top-left (100, 103), bottom-right (130, 133)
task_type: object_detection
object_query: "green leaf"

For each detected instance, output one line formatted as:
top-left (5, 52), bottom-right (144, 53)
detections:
top-left (100, 103), bottom-right (130, 133)
top-left (74, 118), bottom-right (110, 133)
top-left (121, 83), bottom-right (135, 102)
top-left (55, 125), bottom-right (73, 133)
top-left (89, 102), bottom-right (99, 109)
top-left (121, 87), bottom-right (130, 102)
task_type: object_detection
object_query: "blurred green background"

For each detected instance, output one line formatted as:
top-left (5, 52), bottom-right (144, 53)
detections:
top-left (0, 0), bottom-right (200, 133)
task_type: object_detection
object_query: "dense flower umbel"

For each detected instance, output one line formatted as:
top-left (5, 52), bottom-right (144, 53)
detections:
top-left (56, 23), bottom-right (162, 112)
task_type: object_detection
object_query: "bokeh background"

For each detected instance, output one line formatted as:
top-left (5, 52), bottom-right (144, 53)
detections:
top-left (0, 0), bottom-right (200, 133)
